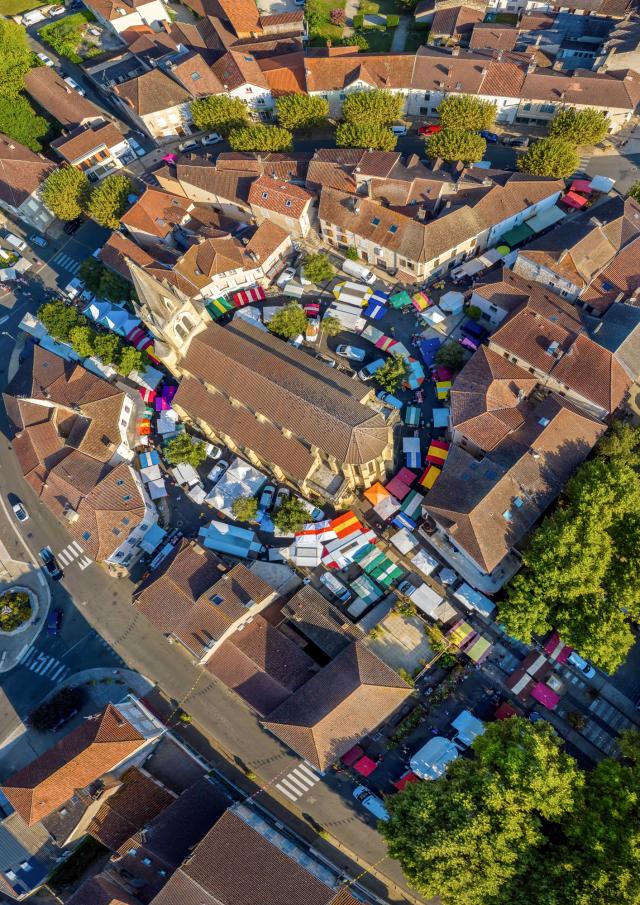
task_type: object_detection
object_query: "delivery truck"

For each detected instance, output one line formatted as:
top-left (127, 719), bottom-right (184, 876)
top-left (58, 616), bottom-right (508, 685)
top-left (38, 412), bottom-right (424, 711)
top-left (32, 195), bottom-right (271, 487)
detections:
top-left (342, 258), bottom-right (376, 285)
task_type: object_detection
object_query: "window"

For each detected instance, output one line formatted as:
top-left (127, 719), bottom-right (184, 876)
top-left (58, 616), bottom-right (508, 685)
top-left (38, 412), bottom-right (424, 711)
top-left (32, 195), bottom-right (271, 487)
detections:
top-left (285, 199), bottom-right (292, 207)
top-left (503, 509), bottom-right (512, 521)
top-left (191, 72), bottom-right (201, 81)
top-left (116, 479), bottom-right (124, 486)
top-left (122, 517), bottom-right (130, 525)
top-left (371, 217), bottom-right (380, 226)
top-left (112, 528), bottom-right (121, 536)
top-left (388, 224), bottom-right (398, 234)
top-left (210, 594), bottom-right (224, 605)
top-left (538, 416), bottom-right (550, 427)
top-left (142, 858), bottom-right (152, 866)
top-left (261, 191), bottom-right (269, 199)
top-left (245, 87), bottom-right (253, 93)
top-left (514, 496), bottom-right (524, 508)
top-left (122, 494), bottom-right (131, 502)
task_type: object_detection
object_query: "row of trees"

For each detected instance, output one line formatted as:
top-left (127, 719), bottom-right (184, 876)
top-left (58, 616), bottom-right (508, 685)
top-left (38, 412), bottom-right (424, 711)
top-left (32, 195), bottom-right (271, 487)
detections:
top-left (0, 21), bottom-right (51, 151)
top-left (518, 108), bottom-right (609, 178)
top-left (37, 300), bottom-right (148, 376)
top-left (41, 168), bottom-right (132, 226)
top-left (383, 717), bottom-right (640, 905)
top-left (499, 422), bottom-right (640, 672)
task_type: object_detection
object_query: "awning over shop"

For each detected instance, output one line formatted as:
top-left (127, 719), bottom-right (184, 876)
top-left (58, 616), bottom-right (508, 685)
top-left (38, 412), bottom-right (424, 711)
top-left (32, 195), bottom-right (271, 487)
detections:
top-left (206, 296), bottom-right (234, 319)
top-left (500, 222), bottom-right (535, 247)
top-left (232, 286), bottom-right (265, 306)
top-left (526, 205), bottom-right (566, 233)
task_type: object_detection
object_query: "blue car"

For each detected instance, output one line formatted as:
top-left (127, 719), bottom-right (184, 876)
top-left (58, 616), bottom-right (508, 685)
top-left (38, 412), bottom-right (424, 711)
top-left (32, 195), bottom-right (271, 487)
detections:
top-left (479, 130), bottom-right (499, 143)
top-left (47, 608), bottom-right (62, 636)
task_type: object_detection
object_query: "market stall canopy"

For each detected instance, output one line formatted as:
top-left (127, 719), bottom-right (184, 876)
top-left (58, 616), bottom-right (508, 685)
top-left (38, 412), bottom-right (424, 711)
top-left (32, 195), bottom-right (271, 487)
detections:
top-left (439, 291), bottom-right (464, 315)
top-left (364, 482), bottom-right (389, 506)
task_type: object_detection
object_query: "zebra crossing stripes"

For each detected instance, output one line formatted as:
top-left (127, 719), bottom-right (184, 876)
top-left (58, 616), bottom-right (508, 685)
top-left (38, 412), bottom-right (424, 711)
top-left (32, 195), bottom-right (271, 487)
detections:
top-left (18, 647), bottom-right (71, 684)
top-left (57, 542), bottom-right (92, 570)
top-left (275, 762), bottom-right (322, 802)
top-left (49, 251), bottom-right (81, 276)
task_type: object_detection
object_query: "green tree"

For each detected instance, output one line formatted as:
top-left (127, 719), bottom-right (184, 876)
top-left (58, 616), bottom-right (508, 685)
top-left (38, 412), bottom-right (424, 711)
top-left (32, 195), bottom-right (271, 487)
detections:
top-left (322, 315), bottom-right (342, 337)
top-left (336, 122), bottom-right (397, 151)
top-left (276, 94), bottom-right (329, 130)
top-left (98, 269), bottom-right (131, 302)
top-left (304, 0), bottom-right (325, 35)
top-left (597, 421), bottom-right (640, 468)
top-left (0, 20), bottom-right (33, 98)
top-left (164, 431), bottom-right (207, 467)
top-left (437, 95), bottom-right (496, 131)
top-left (231, 495), bottom-right (258, 522)
top-left (0, 95), bottom-right (50, 152)
top-left (517, 137), bottom-right (580, 179)
top-left (41, 166), bottom-right (90, 221)
top-left (69, 325), bottom-right (95, 358)
top-left (303, 253), bottom-right (334, 283)
top-left (93, 332), bottom-right (122, 365)
top-left (375, 354), bottom-right (407, 392)
top-left (228, 125), bottom-right (293, 152)
top-left (548, 107), bottom-right (609, 146)
top-left (345, 247), bottom-right (359, 261)
top-left (37, 300), bottom-right (83, 341)
top-left (342, 89), bottom-right (404, 125)
top-left (86, 173), bottom-right (132, 229)
top-left (426, 128), bottom-right (486, 163)
top-left (435, 340), bottom-right (465, 371)
top-left (268, 303), bottom-right (308, 340)
top-left (273, 495), bottom-right (308, 533)
top-left (190, 95), bottom-right (249, 135)
top-left (382, 719), bottom-right (582, 905)
top-left (78, 258), bottom-right (103, 294)
top-left (117, 345), bottom-right (148, 376)
top-left (627, 181), bottom-right (640, 203)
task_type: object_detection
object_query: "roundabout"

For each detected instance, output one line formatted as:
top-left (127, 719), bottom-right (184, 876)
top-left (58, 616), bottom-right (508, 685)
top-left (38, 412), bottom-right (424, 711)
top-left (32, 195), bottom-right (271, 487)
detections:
top-left (0, 587), bottom-right (34, 634)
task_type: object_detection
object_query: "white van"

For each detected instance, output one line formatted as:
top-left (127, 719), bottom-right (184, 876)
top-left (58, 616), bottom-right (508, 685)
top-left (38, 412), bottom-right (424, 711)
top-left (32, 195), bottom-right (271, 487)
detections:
top-left (5, 233), bottom-right (27, 252)
top-left (282, 281), bottom-right (305, 299)
top-left (22, 8), bottom-right (47, 25)
top-left (391, 124), bottom-right (407, 136)
top-left (342, 258), bottom-right (376, 285)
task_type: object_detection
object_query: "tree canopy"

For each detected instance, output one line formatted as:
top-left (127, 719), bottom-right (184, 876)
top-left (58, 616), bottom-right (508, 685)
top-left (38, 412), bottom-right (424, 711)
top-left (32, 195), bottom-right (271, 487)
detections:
top-left (37, 300), bottom-right (85, 342)
top-left (382, 719), bottom-right (582, 905)
top-left (341, 89), bottom-right (404, 125)
top-left (435, 340), bottom-right (466, 371)
top-left (41, 166), bottom-right (90, 221)
top-left (0, 20), bottom-right (33, 98)
top-left (273, 496), bottom-right (308, 533)
top-left (437, 95), bottom-right (496, 131)
top-left (228, 124), bottom-right (292, 152)
top-left (426, 128), bottom-right (486, 163)
top-left (164, 432), bottom-right (207, 467)
top-left (517, 137), bottom-right (579, 179)
top-left (190, 95), bottom-right (249, 134)
top-left (303, 253), bottom-right (334, 283)
top-left (69, 325), bottom-right (95, 359)
top-left (322, 315), bottom-right (343, 337)
top-left (627, 181), bottom-right (640, 203)
top-left (116, 345), bottom-right (148, 376)
top-left (79, 259), bottom-right (131, 303)
top-left (268, 303), bottom-right (308, 339)
top-left (231, 495), bottom-right (258, 522)
top-left (499, 424), bottom-right (640, 672)
top-left (548, 107), bottom-right (609, 146)
top-left (93, 332), bottom-right (122, 365)
top-left (86, 173), bottom-right (132, 229)
top-left (0, 94), bottom-right (50, 152)
top-left (375, 354), bottom-right (407, 392)
top-left (276, 94), bottom-right (329, 130)
top-left (336, 122), bottom-right (397, 151)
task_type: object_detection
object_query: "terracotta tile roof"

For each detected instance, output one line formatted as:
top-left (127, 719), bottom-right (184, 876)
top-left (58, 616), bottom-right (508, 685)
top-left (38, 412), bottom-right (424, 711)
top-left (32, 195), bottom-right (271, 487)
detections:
top-left (151, 809), bottom-right (361, 905)
top-left (87, 768), bottom-right (174, 851)
top-left (216, 150), bottom-right (311, 180)
top-left (67, 874), bottom-right (142, 905)
top-left (24, 67), bottom-right (103, 128)
top-left (84, 0), bottom-right (158, 21)
top-left (472, 265), bottom-right (536, 313)
top-left (580, 235), bottom-right (640, 313)
top-left (304, 53), bottom-right (417, 92)
top-left (263, 642), bottom-right (411, 770)
top-left (121, 25), bottom-right (179, 62)
top-left (260, 10), bottom-right (304, 27)
top-left (426, 395), bottom-right (606, 573)
top-left (0, 133), bottom-right (55, 209)
top-left (430, 5), bottom-right (484, 38)
top-left (249, 174), bottom-right (313, 218)
top-left (470, 23), bottom-right (519, 51)
top-left (178, 320), bottom-right (389, 465)
top-left (244, 219), bottom-right (289, 261)
top-left (206, 615), bottom-right (317, 715)
top-left (168, 52), bottom-right (224, 97)
top-left (114, 69), bottom-right (190, 116)
top-left (174, 235), bottom-right (246, 288)
top-left (211, 50), bottom-right (269, 91)
top-left (173, 377), bottom-right (317, 482)
top-left (1, 705), bottom-right (145, 825)
top-left (520, 66), bottom-right (640, 111)
top-left (101, 232), bottom-right (155, 280)
top-left (281, 585), bottom-right (363, 658)
top-left (51, 122), bottom-right (125, 164)
top-left (259, 51), bottom-right (306, 95)
top-left (215, 0), bottom-right (261, 35)
top-left (174, 160), bottom-right (254, 208)
top-left (120, 187), bottom-right (191, 238)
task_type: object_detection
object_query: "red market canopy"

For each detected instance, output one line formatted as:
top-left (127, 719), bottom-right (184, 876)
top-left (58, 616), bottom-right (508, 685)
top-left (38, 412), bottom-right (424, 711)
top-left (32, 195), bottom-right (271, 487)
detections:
top-left (393, 771), bottom-right (419, 791)
top-left (531, 682), bottom-right (561, 710)
top-left (495, 702), bottom-right (521, 721)
top-left (562, 191), bottom-right (588, 209)
top-left (570, 179), bottom-right (592, 194)
top-left (341, 745), bottom-right (364, 766)
top-left (354, 755), bottom-right (378, 776)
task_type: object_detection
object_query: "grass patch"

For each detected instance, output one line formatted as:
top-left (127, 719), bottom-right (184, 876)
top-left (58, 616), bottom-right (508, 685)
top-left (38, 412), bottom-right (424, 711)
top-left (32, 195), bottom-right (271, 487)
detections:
top-left (39, 10), bottom-right (95, 63)
top-left (48, 837), bottom-right (109, 891)
top-left (359, 0), bottom-right (399, 13)
top-left (359, 27), bottom-right (394, 50)
top-left (0, 0), bottom-right (41, 13)
top-left (307, 0), bottom-right (346, 41)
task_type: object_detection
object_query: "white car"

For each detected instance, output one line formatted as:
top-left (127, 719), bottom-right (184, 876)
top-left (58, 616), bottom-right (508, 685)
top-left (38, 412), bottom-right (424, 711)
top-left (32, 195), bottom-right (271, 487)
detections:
top-left (207, 460), bottom-right (228, 485)
top-left (353, 786), bottom-right (389, 822)
top-left (87, 26), bottom-right (102, 36)
top-left (276, 266), bottom-right (296, 288)
top-left (37, 52), bottom-right (55, 67)
top-left (567, 651), bottom-right (597, 679)
top-left (11, 501), bottom-right (28, 522)
top-left (336, 345), bottom-right (366, 362)
top-left (63, 77), bottom-right (85, 96)
top-left (201, 132), bottom-right (222, 146)
top-left (127, 138), bottom-right (146, 158)
top-left (48, 4), bottom-right (65, 13)
top-left (273, 486), bottom-right (290, 510)
top-left (178, 138), bottom-right (199, 152)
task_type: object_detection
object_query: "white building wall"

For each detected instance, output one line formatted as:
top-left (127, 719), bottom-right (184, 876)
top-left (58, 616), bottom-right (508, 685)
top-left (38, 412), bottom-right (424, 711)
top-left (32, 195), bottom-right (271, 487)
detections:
top-left (140, 102), bottom-right (192, 142)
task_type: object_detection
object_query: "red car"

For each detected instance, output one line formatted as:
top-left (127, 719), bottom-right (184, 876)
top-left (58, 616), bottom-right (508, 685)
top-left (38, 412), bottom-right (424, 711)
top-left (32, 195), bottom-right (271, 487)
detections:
top-left (418, 124), bottom-right (441, 136)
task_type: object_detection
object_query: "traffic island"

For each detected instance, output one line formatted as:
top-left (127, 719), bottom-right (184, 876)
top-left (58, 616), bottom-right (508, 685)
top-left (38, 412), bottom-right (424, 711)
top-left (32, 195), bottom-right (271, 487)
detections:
top-left (0, 546), bottom-right (50, 673)
top-left (0, 588), bottom-right (34, 634)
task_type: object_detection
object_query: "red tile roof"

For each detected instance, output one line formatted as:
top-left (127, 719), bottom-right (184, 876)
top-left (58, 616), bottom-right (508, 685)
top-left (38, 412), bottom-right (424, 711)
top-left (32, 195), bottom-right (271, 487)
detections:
top-left (248, 174), bottom-right (313, 218)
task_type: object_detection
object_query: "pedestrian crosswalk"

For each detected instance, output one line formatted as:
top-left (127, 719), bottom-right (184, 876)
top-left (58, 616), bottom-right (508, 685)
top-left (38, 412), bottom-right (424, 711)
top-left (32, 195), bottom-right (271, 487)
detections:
top-left (49, 250), bottom-right (81, 276)
top-left (57, 541), bottom-right (92, 571)
top-left (18, 647), bottom-right (71, 684)
top-left (275, 762), bottom-right (322, 802)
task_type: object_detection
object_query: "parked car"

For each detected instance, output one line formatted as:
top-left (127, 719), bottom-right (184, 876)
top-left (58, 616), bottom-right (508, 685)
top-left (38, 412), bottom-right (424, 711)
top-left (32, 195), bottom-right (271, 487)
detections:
top-left (207, 460), bottom-right (228, 485)
top-left (127, 138), bottom-right (146, 158)
top-left (47, 608), bottom-right (62, 636)
top-left (418, 124), bottom-right (441, 136)
top-left (39, 547), bottom-right (62, 581)
top-left (276, 266), bottom-right (296, 288)
top-left (11, 500), bottom-right (28, 522)
top-left (205, 444), bottom-right (223, 460)
top-left (317, 353), bottom-right (336, 368)
top-left (353, 786), bottom-right (389, 822)
top-left (397, 579), bottom-right (415, 596)
top-left (63, 77), bottom-right (85, 96)
top-left (201, 132), bottom-right (223, 146)
top-left (274, 486), bottom-right (290, 510)
top-left (507, 136), bottom-right (529, 149)
top-left (87, 26), bottom-right (102, 36)
top-left (4, 232), bottom-right (26, 252)
top-left (258, 483), bottom-right (276, 512)
top-left (48, 4), bottom-right (65, 14)
top-left (358, 358), bottom-right (385, 381)
top-left (63, 218), bottom-right (82, 235)
top-left (319, 571), bottom-right (351, 603)
top-left (479, 130), bottom-right (499, 143)
top-left (377, 391), bottom-right (403, 409)
top-left (36, 52), bottom-right (55, 67)
top-left (29, 234), bottom-right (48, 248)
top-left (567, 651), bottom-right (597, 679)
top-left (336, 344), bottom-right (366, 362)
top-left (391, 124), bottom-right (407, 136)
top-left (178, 138), bottom-right (199, 152)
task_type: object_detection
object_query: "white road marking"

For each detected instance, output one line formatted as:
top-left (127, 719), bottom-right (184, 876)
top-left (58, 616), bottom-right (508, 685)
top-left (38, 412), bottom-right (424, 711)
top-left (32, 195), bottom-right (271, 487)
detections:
top-left (275, 783), bottom-right (298, 802)
top-left (17, 644), bottom-right (32, 663)
top-left (37, 572), bottom-right (46, 586)
top-left (78, 556), bottom-right (92, 570)
top-left (69, 541), bottom-right (83, 555)
top-left (57, 550), bottom-right (72, 566)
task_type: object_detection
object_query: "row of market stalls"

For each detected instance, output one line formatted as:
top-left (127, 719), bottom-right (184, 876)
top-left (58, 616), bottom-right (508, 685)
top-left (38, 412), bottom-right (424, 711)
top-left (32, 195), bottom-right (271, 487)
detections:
top-left (84, 299), bottom-right (156, 356)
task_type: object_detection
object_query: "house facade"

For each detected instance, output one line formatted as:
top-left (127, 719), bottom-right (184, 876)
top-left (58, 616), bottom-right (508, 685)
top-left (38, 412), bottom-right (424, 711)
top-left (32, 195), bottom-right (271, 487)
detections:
top-left (84, 0), bottom-right (170, 35)
top-left (51, 121), bottom-right (133, 182)
top-left (113, 70), bottom-right (193, 142)
top-left (0, 133), bottom-right (56, 233)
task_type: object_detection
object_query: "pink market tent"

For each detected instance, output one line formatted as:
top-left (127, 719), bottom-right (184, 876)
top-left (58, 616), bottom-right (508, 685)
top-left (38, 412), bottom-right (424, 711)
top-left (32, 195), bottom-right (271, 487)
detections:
top-left (531, 682), bottom-right (561, 710)
top-left (354, 755), bottom-right (378, 777)
top-left (386, 468), bottom-right (415, 500)
top-left (138, 387), bottom-right (156, 403)
top-left (341, 745), bottom-right (364, 766)
top-left (562, 191), bottom-right (588, 209)
top-left (570, 179), bottom-right (592, 194)
top-left (544, 631), bottom-right (572, 664)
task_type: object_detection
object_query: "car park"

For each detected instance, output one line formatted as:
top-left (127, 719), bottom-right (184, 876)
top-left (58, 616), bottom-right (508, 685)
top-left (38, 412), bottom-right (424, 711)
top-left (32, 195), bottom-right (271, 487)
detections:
top-left (353, 786), bottom-right (389, 822)
top-left (39, 547), bottom-right (62, 581)
top-left (479, 130), bottom-right (498, 143)
top-left (47, 608), bottom-right (62, 636)
top-left (29, 234), bottom-right (48, 248)
top-left (63, 77), bottom-right (85, 96)
top-left (319, 571), bottom-right (351, 602)
top-left (418, 124), bottom-right (441, 136)
top-left (36, 52), bottom-right (55, 67)
top-left (201, 132), bottom-right (223, 146)
top-left (11, 500), bottom-right (28, 522)
top-left (336, 345), bottom-right (366, 362)
top-left (178, 138), bottom-right (199, 152)
top-left (207, 460), bottom-right (228, 485)
top-left (274, 486), bottom-right (290, 510)
top-left (258, 483), bottom-right (276, 512)
top-left (567, 651), bottom-right (597, 679)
